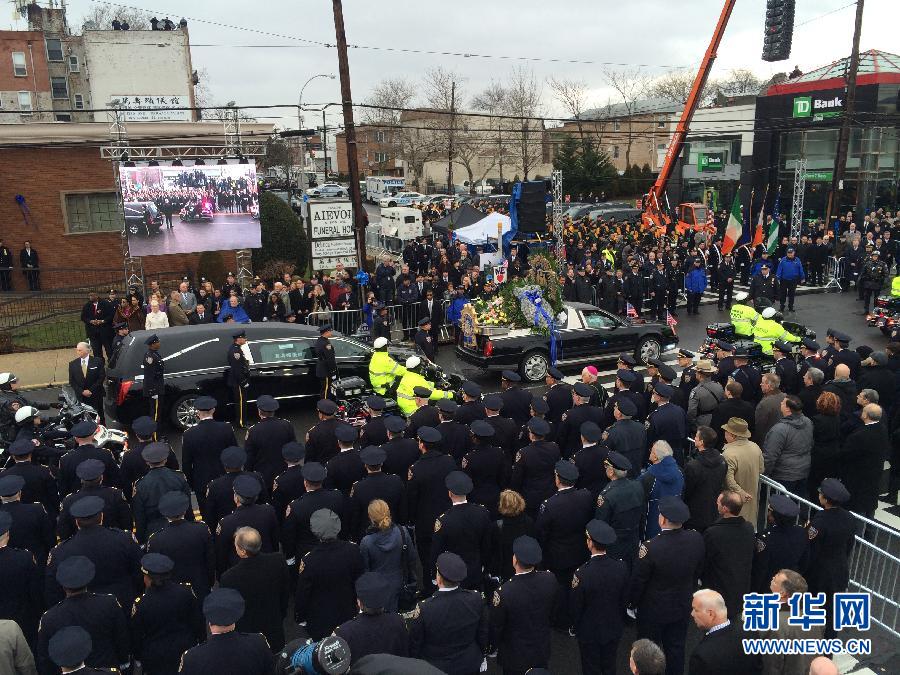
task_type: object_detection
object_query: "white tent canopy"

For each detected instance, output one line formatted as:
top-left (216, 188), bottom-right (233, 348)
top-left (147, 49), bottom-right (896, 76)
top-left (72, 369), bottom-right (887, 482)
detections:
top-left (452, 213), bottom-right (511, 245)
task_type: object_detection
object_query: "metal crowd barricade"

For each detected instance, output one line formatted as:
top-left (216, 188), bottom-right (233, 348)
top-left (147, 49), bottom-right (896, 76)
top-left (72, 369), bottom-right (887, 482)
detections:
top-left (757, 475), bottom-right (900, 638)
top-left (306, 300), bottom-right (453, 344)
top-left (825, 256), bottom-right (845, 291)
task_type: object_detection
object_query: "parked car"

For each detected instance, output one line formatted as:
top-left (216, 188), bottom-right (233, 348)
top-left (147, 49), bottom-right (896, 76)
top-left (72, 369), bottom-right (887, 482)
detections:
top-left (104, 323), bottom-right (409, 430)
top-left (455, 301), bottom-right (678, 382)
top-left (378, 192), bottom-right (427, 208)
top-left (124, 202), bottom-right (163, 237)
top-left (307, 183), bottom-right (348, 198)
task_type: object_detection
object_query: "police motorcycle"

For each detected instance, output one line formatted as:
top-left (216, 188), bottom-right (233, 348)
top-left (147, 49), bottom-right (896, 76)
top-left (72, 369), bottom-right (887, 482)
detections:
top-left (179, 198), bottom-right (214, 223)
top-left (866, 278), bottom-right (900, 335)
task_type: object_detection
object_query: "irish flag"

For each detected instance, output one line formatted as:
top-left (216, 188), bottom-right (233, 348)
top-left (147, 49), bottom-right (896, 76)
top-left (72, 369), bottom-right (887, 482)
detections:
top-left (722, 192), bottom-right (743, 254)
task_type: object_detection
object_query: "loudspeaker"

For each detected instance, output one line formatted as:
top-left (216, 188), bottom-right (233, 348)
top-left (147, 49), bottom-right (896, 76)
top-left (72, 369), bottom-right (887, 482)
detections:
top-left (516, 181), bottom-right (548, 233)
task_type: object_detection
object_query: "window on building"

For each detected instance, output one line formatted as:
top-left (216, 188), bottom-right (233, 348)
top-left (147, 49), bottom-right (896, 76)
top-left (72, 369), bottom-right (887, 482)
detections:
top-left (612, 146), bottom-right (620, 159)
top-left (55, 113), bottom-right (72, 122)
top-left (374, 152), bottom-right (389, 163)
top-left (50, 77), bottom-right (68, 99)
top-left (64, 192), bottom-right (122, 234)
top-left (613, 121), bottom-right (621, 131)
top-left (73, 94), bottom-right (84, 110)
top-left (12, 52), bottom-right (26, 77)
top-left (657, 120), bottom-right (665, 128)
top-left (17, 91), bottom-right (32, 112)
top-left (68, 55), bottom-right (79, 73)
top-left (374, 131), bottom-right (386, 143)
top-left (657, 143), bottom-right (667, 151)
top-left (46, 38), bottom-right (63, 62)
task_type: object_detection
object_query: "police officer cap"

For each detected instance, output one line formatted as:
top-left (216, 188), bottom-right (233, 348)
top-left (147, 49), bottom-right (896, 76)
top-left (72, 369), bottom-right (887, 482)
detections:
top-left (653, 381), bottom-right (675, 398)
top-left (220, 445), bottom-right (247, 469)
top-left (335, 423), bottom-right (358, 443)
top-left (232, 474), bottom-right (262, 499)
top-left (437, 398), bottom-right (458, 414)
top-left (301, 462), bottom-right (327, 482)
top-left (132, 416), bottom-right (157, 438)
top-left (617, 369), bottom-right (638, 383)
top-left (715, 340), bottom-right (735, 352)
top-left (616, 397), bottom-right (637, 417)
top-left (193, 396), bottom-right (217, 411)
top-left (826, 328), bottom-right (836, 338)
top-left (282, 441), bottom-right (305, 462)
top-left (316, 399), bottom-right (338, 415)
top-left (733, 346), bottom-right (750, 357)
top-left (802, 338), bottom-right (820, 351)
top-left (555, 459), bottom-right (579, 482)
top-left (365, 396), bottom-right (386, 410)
top-left (768, 494), bottom-right (800, 518)
top-left (145, 334), bottom-right (160, 345)
top-left (232, 330), bottom-right (246, 339)
top-left (75, 458), bottom-right (105, 481)
top-left (658, 496), bottom-right (690, 523)
top-left (773, 341), bottom-right (793, 354)
top-left (586, 519), bottom-right (617, 546)
top-left (355, 571), bottom-right (392, 609)
top-left (446, 470), bottom-right (474, 495)
top-left (310, 508), bottom-right (341, 540)
top-left (580, 421), bottom-right (602, 443)
top-left (436, 551), bottom-right (468, 583)
top-left (141, 441), bottom-right (170, 464)
top-left (819, 477), bottom-right (850, 503)
top-left (256, 394), bottom-right (279, 412)
top-left (413, 386), bottom-right (433, 399)
top-left (56, 555), bottom-right (95, 589)
top-left (605, 451), bottom-right (632, 471)
top-left (417, 317), bottom-right (431, 327)
top-left (203, 587), bottom-right (245, 626)
top-left (833, 330), bottom-right (851, 344)
top-left (158, 491), bottom-right (190, 518)
top-left (48, 626), bottom-right (93, 668)
top-left (658, 364), bottom-right (677, 382)
top-left (141, 552), bottom-right (175, 576)
top-left (647, 358), bottom-right (664, 368)
top-left (7, 439), bottom-right (34, 456)
top-left (417, 426), bottom-right (442, 444)
top-left (678, 349), bottom-right (695, 359)
top-left (114, 321), bottom-right (128, 330)
top-left (482, 394), bottom-right (503, 411)
top-left (318, 324), bottom-right (333, 334)
top-left (573, 382), bottom-right (594, 398)
top-left (527, 417), bottom-right (550, 437)
top-left (512, 535), bottom-right (542, 566)
top-left (530, 396), bottom-right (549, 414)
top-left (0, 475), bottom-right (24, 497)
top-left (462, 381), bottom-right (482, 397)
top-left (547, 367), bottom-right (565, 380)
top-left (0, 512), bottom-right (11, 537)
top-left (470, 420), bottom-right (495, 438)
top-left (70, 496), bottom-right (106, 520)
top-left (71, 420), bottom-right (97, 439)
top-left (384, 416), bottom-right (407, 433)
top-left (359, 445), bottom-right (387, 466)
top-left (618, 353), bottom-right (637, 366)
top-left (501, 369), bottom-right (521, 382)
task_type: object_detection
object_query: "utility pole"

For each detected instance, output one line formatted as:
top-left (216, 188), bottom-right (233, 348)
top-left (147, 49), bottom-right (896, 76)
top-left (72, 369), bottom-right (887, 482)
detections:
top-left (321, 109), bottom-right (328, 179)
top-left (825, 0), bottom-right (864, 225)
top-left (447, 80), bottom-right (455, 194)
top-left (331, 0), bottom-right (368, 271)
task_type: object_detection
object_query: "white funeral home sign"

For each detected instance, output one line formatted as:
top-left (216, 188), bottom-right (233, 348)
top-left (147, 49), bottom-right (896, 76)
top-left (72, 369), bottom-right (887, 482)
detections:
top-left (308, 201), bottom-right (358, 270)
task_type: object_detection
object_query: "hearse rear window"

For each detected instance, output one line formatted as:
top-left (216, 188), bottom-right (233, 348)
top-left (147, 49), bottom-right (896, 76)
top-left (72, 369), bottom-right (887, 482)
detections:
top-left (253, 340), bottom-right (314, 363)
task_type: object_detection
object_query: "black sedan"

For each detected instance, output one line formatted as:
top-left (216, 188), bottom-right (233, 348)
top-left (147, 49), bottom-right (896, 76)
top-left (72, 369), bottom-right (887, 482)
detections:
top-left (455, 301), bottom-right (679, 382)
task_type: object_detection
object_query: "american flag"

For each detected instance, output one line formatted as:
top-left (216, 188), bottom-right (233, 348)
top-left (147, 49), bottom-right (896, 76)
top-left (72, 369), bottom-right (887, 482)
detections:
top-left (705, 204), bottom-right (715, 235)
top-left (626, 302), bottom-right (638, 318)
top-left (666, 310), bottom-right (678, 335)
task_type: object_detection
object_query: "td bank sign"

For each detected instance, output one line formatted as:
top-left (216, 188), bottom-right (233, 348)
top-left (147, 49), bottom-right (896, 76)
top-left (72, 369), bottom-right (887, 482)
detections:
top-left (792, 95), bottom-right (843, 121)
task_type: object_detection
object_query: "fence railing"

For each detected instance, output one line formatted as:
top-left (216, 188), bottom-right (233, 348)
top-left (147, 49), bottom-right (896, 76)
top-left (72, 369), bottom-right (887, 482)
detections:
top-left (757, 475), bottom-right (900, 638)
top-left (306, 300), bottom-right (454, 344)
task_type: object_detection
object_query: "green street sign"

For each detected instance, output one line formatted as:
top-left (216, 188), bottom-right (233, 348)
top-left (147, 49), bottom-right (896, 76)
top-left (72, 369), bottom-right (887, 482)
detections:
top-left (698, 152), bottom-right (724, 172)
top-left (792, 95), bottom-right (843, 121)
top-left (805, 170), bottom-right (833, 182)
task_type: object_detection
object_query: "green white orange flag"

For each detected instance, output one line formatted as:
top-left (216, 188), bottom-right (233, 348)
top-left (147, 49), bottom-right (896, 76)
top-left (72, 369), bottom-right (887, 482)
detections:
top-left (722, 192), bottom-right (743, 254)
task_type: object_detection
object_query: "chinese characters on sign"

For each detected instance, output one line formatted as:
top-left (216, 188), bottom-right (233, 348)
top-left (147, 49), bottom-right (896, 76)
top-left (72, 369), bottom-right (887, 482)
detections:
top-left (743, 592), bottom-right (871, 632)
top-left (112, 95), bottom-right (191, 121)
top-left (308, 201), bottom-right (357, 271)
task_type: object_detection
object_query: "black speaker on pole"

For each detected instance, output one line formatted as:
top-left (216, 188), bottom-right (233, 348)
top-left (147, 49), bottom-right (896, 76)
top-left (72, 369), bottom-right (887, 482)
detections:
top-left (516, 181), bottom-right (549, 233)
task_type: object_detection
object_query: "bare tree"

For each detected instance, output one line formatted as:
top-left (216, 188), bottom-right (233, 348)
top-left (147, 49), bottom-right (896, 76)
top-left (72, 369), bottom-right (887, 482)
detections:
top-left (421, 67), bottom-right (465, 191)
top-left (362, 78), bottom-right (417, 125)
top-left (398, 126), bottom-right (437, 192)
top-left (604, 67), bottom-right (649, 169)
top-left (471, 81), bottom-right (509, 182)
top-left (712, 68), bottom-right (764, 97)
top-left (78, 3), bottom-right (152, 31)
top-left (644, 70), bottom-right (697, 105)
top-left (503, 66), bottom-right (545, 181)
top-left (548, 77), bottom-right (592, 145)
top-left (454, 117), bottom-right (498, 195)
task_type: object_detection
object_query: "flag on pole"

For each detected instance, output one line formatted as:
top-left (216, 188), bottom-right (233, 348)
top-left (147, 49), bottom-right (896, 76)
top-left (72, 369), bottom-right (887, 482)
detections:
top-left (767, 187), bottom-right (782, 254)
top-left (666, 310), bottom-right (678, 336)
top-left (722, 192), bottom-right (743, 254)
top-left (626, 302), bottom-right (638, 319)
top-left (705, 203), bottom-right (715, 235)
top-left (752, 186), bottom-right (768, 248)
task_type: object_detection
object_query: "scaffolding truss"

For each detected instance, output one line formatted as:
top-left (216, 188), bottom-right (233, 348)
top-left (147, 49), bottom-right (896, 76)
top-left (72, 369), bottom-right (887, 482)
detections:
top-left (551, 170), bottom-right (564, 261)
top-left (790, 158), bottom-right (807, 240)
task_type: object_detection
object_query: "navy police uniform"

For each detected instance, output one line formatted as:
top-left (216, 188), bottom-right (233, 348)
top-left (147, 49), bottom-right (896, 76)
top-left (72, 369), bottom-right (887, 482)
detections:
top-left (225, 336), bottom-right (250, 427)
top-left (571, 550), bottom-right (629, 675)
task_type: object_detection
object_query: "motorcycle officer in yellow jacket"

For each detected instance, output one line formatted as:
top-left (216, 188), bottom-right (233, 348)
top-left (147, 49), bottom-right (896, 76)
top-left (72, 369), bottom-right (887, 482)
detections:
top-left (368, 337), bottom-right (407, 396)
top-left (730, 303), bottom-right (759, 338)
top-left (753, 306), bottom-right (801, 355)
top-left (395, 355), bottom-right (453, 416)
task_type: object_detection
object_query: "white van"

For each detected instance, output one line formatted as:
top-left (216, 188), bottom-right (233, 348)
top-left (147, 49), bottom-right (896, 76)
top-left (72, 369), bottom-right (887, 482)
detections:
top-left (366, 176), bottom-right (405, 203)
top-left (380, 207), bottom-right (424, 241)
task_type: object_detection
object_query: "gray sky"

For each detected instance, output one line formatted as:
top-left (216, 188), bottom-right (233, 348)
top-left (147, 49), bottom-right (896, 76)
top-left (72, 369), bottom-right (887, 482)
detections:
top-left (12, 0), bottom-right (898, 129)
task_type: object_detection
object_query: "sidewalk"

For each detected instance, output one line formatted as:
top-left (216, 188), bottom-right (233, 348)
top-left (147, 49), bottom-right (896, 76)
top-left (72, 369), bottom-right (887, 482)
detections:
top-left (0, 348), bottom-right (71, 389)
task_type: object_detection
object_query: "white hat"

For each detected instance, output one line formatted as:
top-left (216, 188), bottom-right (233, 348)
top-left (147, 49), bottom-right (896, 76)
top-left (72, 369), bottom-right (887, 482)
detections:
top-left (373, 337), bottom-right (388, 349)
top-left (405, 356), bottom-right (421, 370)
top-left (0, 373), bottom-right (16, 386)
top-left (761, 307), bottom-right (777, 319)
top-left (14, 406), bottom-right (38, 424)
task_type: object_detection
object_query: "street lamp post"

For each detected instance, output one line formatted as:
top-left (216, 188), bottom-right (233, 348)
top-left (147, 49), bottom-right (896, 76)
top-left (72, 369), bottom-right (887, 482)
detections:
top-left (298, 74), bottom-right (336, 181)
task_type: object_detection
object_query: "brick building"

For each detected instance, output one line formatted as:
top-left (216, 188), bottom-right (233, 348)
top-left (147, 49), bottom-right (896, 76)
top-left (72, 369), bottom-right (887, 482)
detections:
top-left (334, 125), bottom-right (403, 178)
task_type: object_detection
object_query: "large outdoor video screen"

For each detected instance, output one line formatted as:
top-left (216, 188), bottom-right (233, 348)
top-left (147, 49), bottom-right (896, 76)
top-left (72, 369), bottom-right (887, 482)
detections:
top-left (120, 162), bottom-right (261, 257)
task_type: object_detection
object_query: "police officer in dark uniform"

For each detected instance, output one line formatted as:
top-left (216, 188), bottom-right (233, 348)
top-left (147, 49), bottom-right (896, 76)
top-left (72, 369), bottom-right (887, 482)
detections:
top-left (314, 324), bottom-right (338, 400)
top-left (215, 475), bottom-right (279, 576)
top-left (349, 446), bottom-right (406, 540)
top-left (490, 535), bottom-right (558, 675)
top-left (773, 341), bottom-right (800, 395)
top-left (245, 395), bottom-right (297, 492)
top-left (436, 399), bottom-right (470, 464)
top-left (372, 303), bottom-right (392, 342)
top-left (305, 399), bottom-right (341, 465)
top-left (133, 441), bottom-right (193, 544)
top-left (414, 317), bottom-right (436, 362)
top-left (675, 349), bottom-right (698, 410)
top-left (225, 330), bottom-right (250, 428)
top-left (111, 321), bottom-right (129, 358)
top-left (281, 462), bottom-right (346, 569)
top-left (203, 446), bottom-right (268, 533)
top-left (483, 395), bottom-right (518, 461)
top-left (571, 520), bottom-right (629, 675)
top-left (543, 367), bottom-right (572, 426)
top-left (646, 382), bottom-right (687, 466)
top-left (334, 572), bottom-right (409, 662)
top-left (595, 452), bottom-right (645, 570)
top-left (408, 552), bottom-right (488, 674)
top-left (146, 491), bottom-right (215, 599)
top-left (220, 273), bottom-right (242, 299)
top-left (611, 370), bottom-right (647, 422)
top-left (431, 471), bottom-right (492, 590)
top-left (828, 331), bottom-right (861, 381)
top-left (462, 421), bottom-right (506, 519)
top-left (359, 396), bottom-right (389, 447)
top-left (142, 334), bottom-right (164, 433)
top-left (0, 438), bottom-right (59, 517)
top-left (45, 625), bottom-right (111, 675)
top-left (617, 353), bottom-right (644, 394)
top-left (57, 458), bottom-right (132, 540)
top-left (717, 253), bottom-right (736, 310)
top-left (500, 370), bottom-right (533, 428)
top-left (121, 416), bottom-right (180, 501)
top-left (407, 386), bottom-right (441, 438)
top-left (536, 460), bottom-right (593, 628)
top-left (557, 383), bottom-right (605, 459)
top-left (272, 442), bottom-right (306, 524)
top-left (130, 552), bottom-right (204, 675)
top-left (628, 496), bottom-right (705, 675)
top-left (649, 259), bottom-right (669, 320)
top-left (0, 474), bottom-right (54, 566)
top-left (381, 416), bottom-right (420, 480)
top-left (713, 341), bottom-right (737, 387)
top-left (751, 494), bottom-right (809, 592)
top-left (798, 338), bottom-right (825, 380)
top-left (179, 588), bottom-right (274, 675)
top-left (510, 417), bottom-right (561, 518)
top-left (455, 382), bottom-right (486, 426)
top-left (0, 511), bottom-right (39, 644)
top-left (516, 396), bottom-right (553, 449)
top-left (603, 398), bottom-right (646, 479)
top-left (730, 346), bottom-right (762, 403)
top-left (58, 420), bottom-right (122, 498)
top-left (180, 398), bottom-right (236, 515)
top-left (327, 424), bottom-right (365, 495)
top-left (573, 421), bottom-right (609, 500)
top-left (37, 557), bottom-right (130, 674)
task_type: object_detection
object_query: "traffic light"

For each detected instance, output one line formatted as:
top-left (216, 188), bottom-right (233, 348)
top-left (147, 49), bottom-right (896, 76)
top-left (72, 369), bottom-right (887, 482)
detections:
top-left (762, 0), bottom-right (795, 62)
